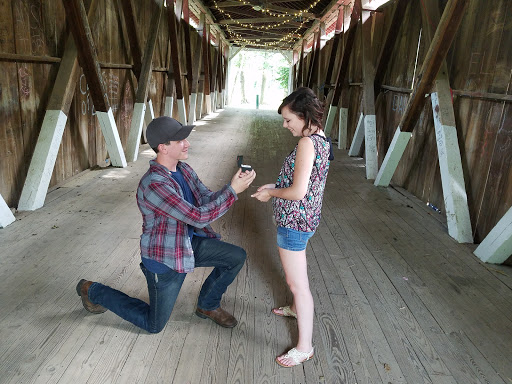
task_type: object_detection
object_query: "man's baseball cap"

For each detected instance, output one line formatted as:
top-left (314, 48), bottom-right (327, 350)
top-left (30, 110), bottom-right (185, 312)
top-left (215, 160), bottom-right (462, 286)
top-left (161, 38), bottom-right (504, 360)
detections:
top-left (146, 116), bottom-right (194, 148)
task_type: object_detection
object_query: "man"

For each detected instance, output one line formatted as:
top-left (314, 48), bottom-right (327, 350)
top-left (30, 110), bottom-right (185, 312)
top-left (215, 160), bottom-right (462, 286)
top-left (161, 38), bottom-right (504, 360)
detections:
top-left (76, 116), bottom-right (256, 333)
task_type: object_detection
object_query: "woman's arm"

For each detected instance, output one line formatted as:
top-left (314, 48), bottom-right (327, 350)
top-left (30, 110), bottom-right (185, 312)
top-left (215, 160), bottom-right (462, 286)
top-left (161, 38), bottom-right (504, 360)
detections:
top-left (252, 137), bottom-right (315, 202)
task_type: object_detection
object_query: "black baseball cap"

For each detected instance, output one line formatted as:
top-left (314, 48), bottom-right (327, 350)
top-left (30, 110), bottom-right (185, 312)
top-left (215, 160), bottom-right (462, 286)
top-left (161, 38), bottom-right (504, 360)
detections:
top-left (146, 116), bottom-right (194, 148)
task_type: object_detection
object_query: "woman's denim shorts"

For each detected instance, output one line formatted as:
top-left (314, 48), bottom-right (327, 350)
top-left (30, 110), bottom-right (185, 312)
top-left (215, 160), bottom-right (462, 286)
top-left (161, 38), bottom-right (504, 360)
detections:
top-left (277, 226), bottom-right (315, 251)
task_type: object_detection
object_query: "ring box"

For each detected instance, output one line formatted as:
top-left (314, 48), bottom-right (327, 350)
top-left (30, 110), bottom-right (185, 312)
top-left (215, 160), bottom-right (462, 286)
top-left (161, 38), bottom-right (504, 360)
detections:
top-left (237, 155), bottom-right (252, 172)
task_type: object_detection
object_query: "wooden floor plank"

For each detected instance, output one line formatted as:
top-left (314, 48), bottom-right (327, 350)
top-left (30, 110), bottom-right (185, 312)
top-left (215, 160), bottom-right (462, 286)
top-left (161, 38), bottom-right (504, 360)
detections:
top-left (0, 108), bottom-right (511, 384)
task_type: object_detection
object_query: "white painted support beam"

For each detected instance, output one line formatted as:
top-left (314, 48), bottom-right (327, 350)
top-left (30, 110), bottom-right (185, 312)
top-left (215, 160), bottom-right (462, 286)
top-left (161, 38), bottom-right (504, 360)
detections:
top-left (197, 92), bottom-right (204, 119)
top-left (164, 96), bottom-right (174, 117)
top-left (349, 113), bottom-right (365, 156)
top-left (96, 108), bottom-right (127, 167)
top-left (324, 104), bottom-right (337, 137)
top-left (18, 110), bottom-right (68, 211)
top-left (126, 102), bottom-right (146, 162)
top-left (374, 127), bottom-right (412, 186)
top-left (143, 99), bottom-right (155, 143)
top-left (431, 92), bottom-right (473, 243)
top-left (144, 99), bottom-right (154, 126)
top-left (205, 94), bottom-right (212, 114)
top-left (212, 91), bottom-right (218, 112)
top-left (219, 91), bottom-right (224, 109)
top-left (188, 93), bottom-right (197, 123)
top-left (474, 207), bottom-right (512, 264)
top-left (364, 114), bottom-right (378, 179)
top-left (0, 194), bottom-right (15, 228)
top-left (338, 107), bottom-right (348, 149)
top-left (177, 98), bottom-right (187, 124)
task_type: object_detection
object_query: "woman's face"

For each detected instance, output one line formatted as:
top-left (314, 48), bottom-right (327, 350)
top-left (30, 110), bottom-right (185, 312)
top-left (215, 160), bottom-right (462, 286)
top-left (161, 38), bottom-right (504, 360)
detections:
top-left (281, 105), bottom-right (305, 137)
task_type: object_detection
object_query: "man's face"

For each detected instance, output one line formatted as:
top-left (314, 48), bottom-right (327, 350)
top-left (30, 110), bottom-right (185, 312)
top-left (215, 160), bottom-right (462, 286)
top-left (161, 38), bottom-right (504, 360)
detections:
top-left (161, 139), bottom-right (190, 160)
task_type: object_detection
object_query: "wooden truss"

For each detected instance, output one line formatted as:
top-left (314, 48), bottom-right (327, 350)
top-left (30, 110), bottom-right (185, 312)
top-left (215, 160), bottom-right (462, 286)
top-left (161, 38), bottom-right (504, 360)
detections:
top-left (9, 0), bottom-right (227, 219)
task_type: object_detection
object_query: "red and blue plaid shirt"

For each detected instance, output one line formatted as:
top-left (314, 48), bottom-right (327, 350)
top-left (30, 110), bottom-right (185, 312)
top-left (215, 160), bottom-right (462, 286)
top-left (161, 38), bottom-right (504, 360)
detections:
top-left (137, 160), bottom-right (237, 273)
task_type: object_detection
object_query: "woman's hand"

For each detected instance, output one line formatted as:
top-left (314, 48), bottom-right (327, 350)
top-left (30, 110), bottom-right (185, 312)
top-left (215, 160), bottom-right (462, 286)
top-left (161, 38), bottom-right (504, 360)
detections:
top-left (251, 184), bottom-right (274, 202)
top-left (257, 183), bottom-right (275, 192)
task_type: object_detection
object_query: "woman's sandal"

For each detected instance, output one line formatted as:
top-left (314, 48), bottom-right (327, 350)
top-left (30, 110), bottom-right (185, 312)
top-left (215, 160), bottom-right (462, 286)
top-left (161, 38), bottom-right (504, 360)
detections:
top-left (276, 347), bottom-right (314, 367)
top-left (272, 306), bottom-right (297, 318)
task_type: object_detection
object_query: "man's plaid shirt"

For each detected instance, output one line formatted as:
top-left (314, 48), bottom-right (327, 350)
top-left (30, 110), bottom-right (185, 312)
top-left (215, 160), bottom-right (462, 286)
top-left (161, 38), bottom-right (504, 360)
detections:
top-left (136, 160), bottom-right (238, 273)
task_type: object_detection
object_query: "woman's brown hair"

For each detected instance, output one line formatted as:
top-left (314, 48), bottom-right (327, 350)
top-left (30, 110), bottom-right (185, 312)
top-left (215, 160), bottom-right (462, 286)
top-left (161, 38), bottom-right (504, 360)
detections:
top-left (278, 87), bottom-right (324, 136)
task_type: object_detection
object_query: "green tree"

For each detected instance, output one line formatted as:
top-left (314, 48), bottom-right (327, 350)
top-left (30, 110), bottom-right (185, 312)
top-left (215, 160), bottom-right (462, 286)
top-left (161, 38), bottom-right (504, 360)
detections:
top-left (276, 66), bottom-right (290, 91)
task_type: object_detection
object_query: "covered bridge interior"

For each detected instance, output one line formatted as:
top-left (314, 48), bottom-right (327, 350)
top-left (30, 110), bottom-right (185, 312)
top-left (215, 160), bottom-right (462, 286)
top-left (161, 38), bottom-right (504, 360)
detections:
top-left (0, 0), bottom-right (511, 383)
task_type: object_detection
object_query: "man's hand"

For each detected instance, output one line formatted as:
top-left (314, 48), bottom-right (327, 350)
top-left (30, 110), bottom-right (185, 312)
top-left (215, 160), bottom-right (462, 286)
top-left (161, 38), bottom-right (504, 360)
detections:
top-left (251, 183), bottom-right (275, 202)
top-left (230, 169), bottom-right (256, 194)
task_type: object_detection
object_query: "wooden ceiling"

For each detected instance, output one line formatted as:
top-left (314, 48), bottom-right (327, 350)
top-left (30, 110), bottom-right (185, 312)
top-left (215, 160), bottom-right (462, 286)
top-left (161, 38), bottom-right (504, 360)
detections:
top-left (200, 0), bottom-right (354, 50)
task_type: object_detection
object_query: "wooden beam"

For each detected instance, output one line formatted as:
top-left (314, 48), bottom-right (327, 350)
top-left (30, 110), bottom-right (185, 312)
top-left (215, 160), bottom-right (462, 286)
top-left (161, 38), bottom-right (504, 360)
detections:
top-left (62, 0), bottom-right (109, 112)
top-left (18, 0), bottom-right (98, 211)
top-left (373, 0), bottom-right (409, 96)
top-left (63, 0), bottom-right (126, 167)
top-left (307, 31), bottom-right (318, 88)
top-left (0, 52), bottom-right (60, 64)
top-left (474, 207), bottom-right (512, 264)
top-left (297, 39), bottom-right (305, 87)
top-left (325, 1), bottom-right (361, 136)
top-left (119, 0), bottom-right (143, 79)
top-left (210, 43), bottom-right (219, 111)
top-left (183, 0), bottom-right (193, 93)
top-left (126, 1), bottom-right (164, 162)
top-left (203, 24), bottom-right (212, 114)
top-left (375, 0), bottom-right (472, 244)
top-left (400, 0), bottom-right (469, 133)
top-left (361, 7), bottom-right (377, 179)
top-left (189, 13), bottom-right (205, 123)
top-left (323, 7), bottom-right (344, 97)
top-left (166, 0), bottom-right (186, 123)
top-left (330, 1), bottom-right (360, 108)
top-left (422, 0), bottom-right (472, 243)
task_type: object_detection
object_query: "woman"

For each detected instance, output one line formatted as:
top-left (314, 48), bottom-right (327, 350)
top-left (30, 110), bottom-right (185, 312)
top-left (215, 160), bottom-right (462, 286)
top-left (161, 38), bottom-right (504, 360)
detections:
top-left (251, 87), bottom-right (332, 367)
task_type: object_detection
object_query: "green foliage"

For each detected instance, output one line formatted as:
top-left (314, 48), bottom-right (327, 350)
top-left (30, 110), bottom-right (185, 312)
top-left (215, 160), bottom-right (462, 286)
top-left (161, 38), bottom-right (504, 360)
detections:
top-left (275, 66), bottom-right (290, 90)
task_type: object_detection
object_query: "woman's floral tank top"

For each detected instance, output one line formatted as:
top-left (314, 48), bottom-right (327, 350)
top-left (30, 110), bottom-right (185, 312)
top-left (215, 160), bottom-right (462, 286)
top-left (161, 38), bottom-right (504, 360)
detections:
top-left (272, 134), bottom-right (331, 232)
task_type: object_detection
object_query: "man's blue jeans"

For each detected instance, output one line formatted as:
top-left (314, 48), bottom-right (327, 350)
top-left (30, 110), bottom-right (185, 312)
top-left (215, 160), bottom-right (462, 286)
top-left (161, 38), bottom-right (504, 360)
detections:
top-left (87, 236), bottom-right (246, 333)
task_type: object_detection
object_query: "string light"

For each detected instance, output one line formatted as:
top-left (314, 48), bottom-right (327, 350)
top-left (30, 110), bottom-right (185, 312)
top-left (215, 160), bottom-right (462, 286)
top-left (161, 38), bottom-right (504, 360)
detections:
top-left (224, 20), bottom-right (306, 49)
top-left (228, 0), bottom-right (321, 18)
top-left (214, 0), bottom-right (324, 49)
top-left (212, 0), bottom-right (320, 30)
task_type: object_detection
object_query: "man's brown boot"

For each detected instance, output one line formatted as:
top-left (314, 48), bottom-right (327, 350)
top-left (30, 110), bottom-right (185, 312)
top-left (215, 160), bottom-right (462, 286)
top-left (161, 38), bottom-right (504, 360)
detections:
top-left (195, 307), bottom-right (237, 328)
top-left (76, 279), bottom-right (107, 314)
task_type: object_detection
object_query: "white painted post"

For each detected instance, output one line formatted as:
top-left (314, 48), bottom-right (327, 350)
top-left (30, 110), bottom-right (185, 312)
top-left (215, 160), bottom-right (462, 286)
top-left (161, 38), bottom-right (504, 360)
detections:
top-left (374, 127), bottom-right (412, 186)
top-left (143, 99), bottom-right (155, 143)
top-left (324, 104), bottom-right (338, 137)
top-left (205, 94), bottom-right (212, 114)
top-left (177, 98), bottom-right (187, 124)
top-left (164, 96), bottom-right (174, 117)
top-left (212, 91), bottom-right (217, 112)
top-left (0, 194), bottom-right (15, 228)
top-left (219, 91), bottom-right (224, 109)
top-left (96, 108), bottom-right (127, 167)
top-left (188, 93), bottom-right (197, 123)
top-left (338, 107), bottom-right (348, 149)
top-left (126, 102), bottom-right (146, 162)
top-left (364, 114), bottom-right (378, 179)
top-left (474, 207), bottom-right (512, 264)
top-left (349, 113), bottom-right (365, 156)
top-left (197, 92), bottom-right (204, 119)
top-left (18, 110), bottom-right (68, 211)
top-left (431, 92), bottom-right (473, 243)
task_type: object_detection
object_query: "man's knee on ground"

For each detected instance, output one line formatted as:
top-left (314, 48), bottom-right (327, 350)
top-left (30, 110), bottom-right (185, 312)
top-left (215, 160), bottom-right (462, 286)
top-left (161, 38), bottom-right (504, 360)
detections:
top-left (234, 247), bottom-right (247, 266)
